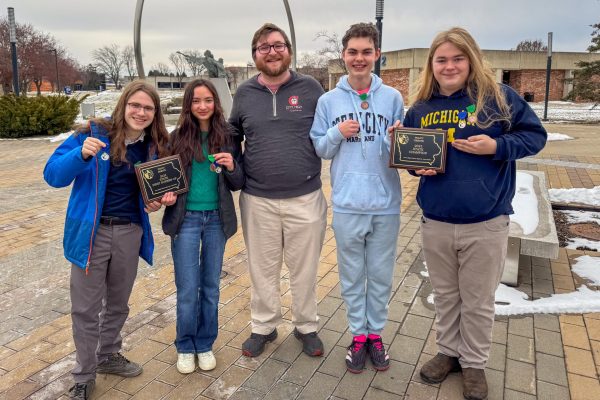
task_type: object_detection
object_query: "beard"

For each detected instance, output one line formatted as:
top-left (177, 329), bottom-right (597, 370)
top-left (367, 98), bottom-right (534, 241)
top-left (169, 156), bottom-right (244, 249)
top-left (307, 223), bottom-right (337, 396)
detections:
top-left (255, 53), bottom-right (292, 77)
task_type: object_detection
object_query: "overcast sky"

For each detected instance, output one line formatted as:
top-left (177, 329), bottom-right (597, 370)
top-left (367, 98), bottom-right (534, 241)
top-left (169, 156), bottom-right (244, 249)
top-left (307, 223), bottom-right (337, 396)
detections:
top-left (2, 0), bottom-right (599, 71)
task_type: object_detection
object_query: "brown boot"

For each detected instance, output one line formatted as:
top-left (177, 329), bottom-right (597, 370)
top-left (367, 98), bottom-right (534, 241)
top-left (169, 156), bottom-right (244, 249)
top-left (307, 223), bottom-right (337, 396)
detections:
top-left (419, 353), bottom-right (461, 383)
top-left (462, 368), bottom-right (488, 400)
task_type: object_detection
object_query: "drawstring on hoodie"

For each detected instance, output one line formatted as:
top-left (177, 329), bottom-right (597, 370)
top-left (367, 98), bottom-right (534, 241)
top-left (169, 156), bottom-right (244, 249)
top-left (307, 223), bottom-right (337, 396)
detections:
top-left (347, 88), bottom-right (384, 160)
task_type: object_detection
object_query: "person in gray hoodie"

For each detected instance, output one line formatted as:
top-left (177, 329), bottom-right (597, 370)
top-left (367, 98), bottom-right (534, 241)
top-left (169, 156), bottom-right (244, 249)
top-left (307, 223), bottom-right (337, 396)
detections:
top-left (310, 23), bottom-right (403, 374)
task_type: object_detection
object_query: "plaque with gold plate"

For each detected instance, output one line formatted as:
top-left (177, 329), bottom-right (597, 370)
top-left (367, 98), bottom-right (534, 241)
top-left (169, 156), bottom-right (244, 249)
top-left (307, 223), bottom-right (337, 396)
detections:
top-left (390, 127), bottom-right (447, 173)
top-left (135, 155), bottom-right (189, 203)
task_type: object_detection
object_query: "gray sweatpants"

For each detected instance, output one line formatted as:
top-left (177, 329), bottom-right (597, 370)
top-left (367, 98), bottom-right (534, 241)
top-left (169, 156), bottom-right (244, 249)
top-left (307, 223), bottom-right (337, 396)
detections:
top-left (420, 214), bottom-right (509, 369)
top-left (70, 223), bottom-right (142, 383)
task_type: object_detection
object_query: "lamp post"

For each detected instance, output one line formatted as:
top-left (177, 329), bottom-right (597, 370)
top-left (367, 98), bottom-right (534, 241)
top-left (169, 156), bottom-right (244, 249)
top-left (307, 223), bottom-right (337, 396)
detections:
top-left (51, 48), bottom-right (60, 93)
top-left (374, 0), bottom-right (384, 77)
top-left (7, 7), bottom-right (19, 96)
top-left (542, 32), bottom-right (553, 122)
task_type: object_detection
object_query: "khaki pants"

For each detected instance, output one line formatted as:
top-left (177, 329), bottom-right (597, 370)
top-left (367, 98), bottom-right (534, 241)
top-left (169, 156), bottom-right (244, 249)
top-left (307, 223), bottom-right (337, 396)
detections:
top-left (240, 190), bottom-right (327, 335)
top-left (420, 215), bottom-right (509, 369)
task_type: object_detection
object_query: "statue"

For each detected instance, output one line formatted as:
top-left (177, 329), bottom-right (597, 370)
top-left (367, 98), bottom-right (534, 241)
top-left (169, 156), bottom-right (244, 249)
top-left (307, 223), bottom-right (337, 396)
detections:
top-left (177, 50), bottom-right (230, 79)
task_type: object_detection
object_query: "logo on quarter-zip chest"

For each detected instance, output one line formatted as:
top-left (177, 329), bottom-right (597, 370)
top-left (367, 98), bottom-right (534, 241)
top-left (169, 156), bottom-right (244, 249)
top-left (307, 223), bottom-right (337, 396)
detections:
top-left (286, 95), bottom-right (302, 112)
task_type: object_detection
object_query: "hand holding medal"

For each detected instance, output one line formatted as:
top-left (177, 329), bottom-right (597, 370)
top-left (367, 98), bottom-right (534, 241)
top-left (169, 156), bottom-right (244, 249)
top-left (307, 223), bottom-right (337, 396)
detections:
top-left (208, 153), bottom-right (235, 173)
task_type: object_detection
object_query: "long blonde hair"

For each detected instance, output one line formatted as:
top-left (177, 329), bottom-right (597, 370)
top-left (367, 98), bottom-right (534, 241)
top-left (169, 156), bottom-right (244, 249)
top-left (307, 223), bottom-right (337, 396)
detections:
top-left (411, 27), bottom-right (511, 129)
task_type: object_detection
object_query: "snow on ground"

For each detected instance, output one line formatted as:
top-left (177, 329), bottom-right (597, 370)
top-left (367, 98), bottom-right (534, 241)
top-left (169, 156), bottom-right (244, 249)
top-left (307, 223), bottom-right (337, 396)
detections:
top-left (572, 255), bottom-right (600, 285)
top-left (510, 172), bottom-right (539, 235)
top-left (529, 101), bottom-right (600, 123)
top-left (495, 283), bottom-right (600, 315)
top-left (563, 210), bottom-right (600, 224)
top-left (549, 186), bottom-right (600, 206)
top-left (547, 132), bottom-right (574, 141)
top-left (567, 237), bottom-right (600, 252)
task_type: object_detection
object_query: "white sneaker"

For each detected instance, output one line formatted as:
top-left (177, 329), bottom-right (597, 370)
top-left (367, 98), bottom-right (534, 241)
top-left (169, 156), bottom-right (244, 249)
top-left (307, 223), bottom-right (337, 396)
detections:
top-left (197, 351), bottom-right (216, 371)
top-left (177, 353), bottom-right (195, 374)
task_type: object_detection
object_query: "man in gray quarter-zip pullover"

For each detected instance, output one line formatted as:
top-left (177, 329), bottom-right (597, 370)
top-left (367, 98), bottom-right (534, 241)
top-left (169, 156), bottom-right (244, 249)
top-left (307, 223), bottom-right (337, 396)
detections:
top-left (229, 23), bottom-right (327, 358)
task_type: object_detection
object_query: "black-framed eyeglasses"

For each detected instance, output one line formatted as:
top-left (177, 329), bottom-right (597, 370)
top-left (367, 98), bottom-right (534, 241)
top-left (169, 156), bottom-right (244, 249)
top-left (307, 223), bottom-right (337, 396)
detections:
top-left (254, 42), bottom-right (288, 55)
top-left (127, 102), bottom-right (155, 113)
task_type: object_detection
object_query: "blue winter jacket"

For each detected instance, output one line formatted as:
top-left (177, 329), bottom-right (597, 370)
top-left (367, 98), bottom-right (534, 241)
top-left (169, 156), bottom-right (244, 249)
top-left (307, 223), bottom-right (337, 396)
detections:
top-left (43, 122), bottom-right (156, 269)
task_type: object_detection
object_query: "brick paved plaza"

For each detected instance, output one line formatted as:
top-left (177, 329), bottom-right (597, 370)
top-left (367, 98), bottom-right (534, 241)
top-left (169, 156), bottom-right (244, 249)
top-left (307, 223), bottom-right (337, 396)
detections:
top-left (0, 123), bottom-right (599, 399)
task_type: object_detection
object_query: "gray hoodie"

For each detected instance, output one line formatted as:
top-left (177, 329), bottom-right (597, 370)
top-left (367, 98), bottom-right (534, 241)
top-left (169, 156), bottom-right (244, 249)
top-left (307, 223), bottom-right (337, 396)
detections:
top-left (229, 71), bottom-right (324, 199)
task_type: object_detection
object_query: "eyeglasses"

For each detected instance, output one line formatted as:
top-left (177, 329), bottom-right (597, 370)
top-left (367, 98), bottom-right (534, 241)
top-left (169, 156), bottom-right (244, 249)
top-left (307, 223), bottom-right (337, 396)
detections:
top-left (127, 102), bottom-right (155, 113)
top-left (255, 42), bottom-right (288, 55)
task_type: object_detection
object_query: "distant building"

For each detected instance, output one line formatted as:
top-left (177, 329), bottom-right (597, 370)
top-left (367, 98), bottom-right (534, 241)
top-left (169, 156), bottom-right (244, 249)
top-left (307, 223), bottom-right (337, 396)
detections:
top-left (328, 49), bottom-right (600, 103)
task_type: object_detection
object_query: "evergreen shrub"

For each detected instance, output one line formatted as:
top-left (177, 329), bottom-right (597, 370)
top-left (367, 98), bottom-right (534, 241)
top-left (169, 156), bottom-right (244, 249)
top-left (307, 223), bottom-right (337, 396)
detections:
top-left (0, 94), bottom-right (87, 138)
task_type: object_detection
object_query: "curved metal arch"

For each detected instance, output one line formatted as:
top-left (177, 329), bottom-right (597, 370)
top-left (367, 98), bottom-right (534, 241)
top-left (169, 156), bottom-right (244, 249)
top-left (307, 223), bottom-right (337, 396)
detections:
top-left (134, 0), bottom-right (297, 80)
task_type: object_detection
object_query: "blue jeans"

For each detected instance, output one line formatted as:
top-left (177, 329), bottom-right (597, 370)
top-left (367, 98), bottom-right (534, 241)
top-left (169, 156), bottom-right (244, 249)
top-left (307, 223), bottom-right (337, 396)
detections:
top-left (171, 210), bottom-right (225, 353)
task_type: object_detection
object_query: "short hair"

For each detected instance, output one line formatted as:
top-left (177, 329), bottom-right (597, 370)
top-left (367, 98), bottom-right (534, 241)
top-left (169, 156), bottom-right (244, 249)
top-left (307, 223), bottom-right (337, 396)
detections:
top-left (342, 23), bottom-right (379, 50)
top-left (251, 23), bottom-right (293, 59)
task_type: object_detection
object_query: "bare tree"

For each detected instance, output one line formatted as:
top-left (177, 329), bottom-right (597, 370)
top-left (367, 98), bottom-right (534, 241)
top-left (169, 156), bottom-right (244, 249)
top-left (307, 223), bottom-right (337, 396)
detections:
top-left (315, 31), bottom-right (347, 74)
top-left (153, 62), bottom-right (171, 76)
top-left (169, 52), bottom-right (187, 85)
top-left (92, 44), bottom-right (124, 88)
top-left (514, 39), bottom-right (548, 52)
top-left (122, 45), bottom-right (136, 81)
top-left (181, 49), bottom-right (206, 77)
top-left (298, 52), bottom-right (328, 89)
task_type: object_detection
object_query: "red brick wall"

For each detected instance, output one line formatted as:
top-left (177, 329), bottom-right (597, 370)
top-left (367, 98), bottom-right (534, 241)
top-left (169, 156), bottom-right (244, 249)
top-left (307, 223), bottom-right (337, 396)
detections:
top-left (508, 70), bottom-right (565, 101)
top-left (381, 69), bottom-right (410, 100)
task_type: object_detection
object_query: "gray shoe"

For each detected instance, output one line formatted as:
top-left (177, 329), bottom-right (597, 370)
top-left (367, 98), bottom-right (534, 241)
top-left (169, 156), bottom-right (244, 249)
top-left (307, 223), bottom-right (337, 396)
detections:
top-left (68, 380), bottom-right (95, 399)
top-left (97, 353), bottom-right (143, 377)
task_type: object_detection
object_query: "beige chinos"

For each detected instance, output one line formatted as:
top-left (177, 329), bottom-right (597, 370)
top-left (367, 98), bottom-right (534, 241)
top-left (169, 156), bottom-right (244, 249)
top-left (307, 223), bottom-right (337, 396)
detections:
top-left (420, 214), bottom-right (509, 369)
top-left (240, 189), bottom-right (327, 335)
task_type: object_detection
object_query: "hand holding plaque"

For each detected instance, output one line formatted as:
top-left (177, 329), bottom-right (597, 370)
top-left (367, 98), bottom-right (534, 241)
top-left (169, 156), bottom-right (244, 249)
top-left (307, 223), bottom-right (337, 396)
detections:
top-left (135, 154), bottom-right (189, 204)
top-left (389, 128), bottom-right (447, 173)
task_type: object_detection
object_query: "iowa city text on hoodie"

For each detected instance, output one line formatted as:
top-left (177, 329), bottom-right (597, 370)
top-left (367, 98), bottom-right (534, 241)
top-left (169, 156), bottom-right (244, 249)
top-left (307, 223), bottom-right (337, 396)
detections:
top-left (310, 74), bottom-right (404, 215)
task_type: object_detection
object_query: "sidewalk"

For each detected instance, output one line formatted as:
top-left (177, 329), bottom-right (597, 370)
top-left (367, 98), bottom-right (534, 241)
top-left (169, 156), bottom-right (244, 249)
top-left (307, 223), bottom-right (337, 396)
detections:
top-left (0, 123), bottom-right (599, 399)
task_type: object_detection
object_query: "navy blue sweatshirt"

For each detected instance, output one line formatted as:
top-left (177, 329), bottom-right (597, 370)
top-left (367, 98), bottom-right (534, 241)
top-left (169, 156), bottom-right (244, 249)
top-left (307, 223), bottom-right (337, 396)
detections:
top-left (403, 84), bottom-right (547, 224)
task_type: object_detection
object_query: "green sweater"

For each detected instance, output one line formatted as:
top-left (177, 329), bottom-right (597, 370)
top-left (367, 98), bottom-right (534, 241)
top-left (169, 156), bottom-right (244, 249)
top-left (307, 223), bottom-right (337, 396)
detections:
top-left (186, 132), bottom-right (218, 211)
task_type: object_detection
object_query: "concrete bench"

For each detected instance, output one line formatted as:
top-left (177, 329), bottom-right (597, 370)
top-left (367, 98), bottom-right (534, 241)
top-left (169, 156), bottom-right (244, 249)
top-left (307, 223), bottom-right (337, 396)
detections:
top-left (501, 170), bottom-right (559, 286)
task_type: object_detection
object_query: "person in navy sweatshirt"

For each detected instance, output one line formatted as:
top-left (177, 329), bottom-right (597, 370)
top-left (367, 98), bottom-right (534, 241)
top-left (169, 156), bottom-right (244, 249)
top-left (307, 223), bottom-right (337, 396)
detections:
top-left (44, 81), bottom-right (175, 400)
top-left (402, 27), bottom-right (546, 400)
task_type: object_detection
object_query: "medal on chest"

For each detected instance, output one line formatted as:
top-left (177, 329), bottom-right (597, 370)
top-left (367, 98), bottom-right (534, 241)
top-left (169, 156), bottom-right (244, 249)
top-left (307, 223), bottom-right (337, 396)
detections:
top-left (359, 93), bottom-right (369, 110)
top-left (207, 155), bottom-right (222, 174)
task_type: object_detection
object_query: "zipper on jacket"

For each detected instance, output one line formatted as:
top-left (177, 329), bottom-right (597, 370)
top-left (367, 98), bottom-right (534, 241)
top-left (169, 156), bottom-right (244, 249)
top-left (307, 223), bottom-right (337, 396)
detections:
top-left (85, 153), bottom-right (100, 275)
top-left (272, 92), bottom-right (277, 117)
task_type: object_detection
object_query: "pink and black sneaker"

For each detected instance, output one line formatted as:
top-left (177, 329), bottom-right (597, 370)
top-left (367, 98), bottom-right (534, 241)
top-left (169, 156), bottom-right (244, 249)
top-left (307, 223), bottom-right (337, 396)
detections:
top-left (346, 335), bottom-right (367, 373)
top-left (367, 335), bottom-right (390, 371)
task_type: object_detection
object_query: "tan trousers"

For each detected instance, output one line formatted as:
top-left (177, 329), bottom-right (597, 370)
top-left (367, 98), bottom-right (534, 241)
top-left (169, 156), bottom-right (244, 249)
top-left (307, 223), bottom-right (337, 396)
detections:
top-left (420, 214), bottom-right (509, 369)
top-left (240, 190), bottom-right (327, 335)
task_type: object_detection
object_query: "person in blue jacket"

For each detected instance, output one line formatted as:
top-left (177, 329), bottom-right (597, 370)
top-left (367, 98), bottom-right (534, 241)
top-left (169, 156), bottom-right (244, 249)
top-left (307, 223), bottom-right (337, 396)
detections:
top-left (401, 27), bottom-right (547, 400)
top-left (310, 23), bottom-right (403, 374)
top-left (44, 80), bottom-right (175, 400)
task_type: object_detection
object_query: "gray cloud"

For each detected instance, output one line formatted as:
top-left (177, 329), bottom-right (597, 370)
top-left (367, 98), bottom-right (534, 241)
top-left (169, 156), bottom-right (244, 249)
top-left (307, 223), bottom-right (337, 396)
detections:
top-left (3, 0), bottom-right (599, 69)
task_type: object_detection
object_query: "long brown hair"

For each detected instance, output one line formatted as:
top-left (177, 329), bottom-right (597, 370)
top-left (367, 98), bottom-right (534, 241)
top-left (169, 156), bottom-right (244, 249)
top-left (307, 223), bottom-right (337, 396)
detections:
top-left (411, 27), bottom-right (511, 129)
top-left (169, 79), bottom-right (231, 168)
top-left (75, 80), bottom-right (169, 161)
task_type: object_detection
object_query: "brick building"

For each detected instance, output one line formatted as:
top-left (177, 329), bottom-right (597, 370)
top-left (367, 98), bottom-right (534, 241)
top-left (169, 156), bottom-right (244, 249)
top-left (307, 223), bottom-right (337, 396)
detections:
top-left (328, 49), bottom-right (600, 104)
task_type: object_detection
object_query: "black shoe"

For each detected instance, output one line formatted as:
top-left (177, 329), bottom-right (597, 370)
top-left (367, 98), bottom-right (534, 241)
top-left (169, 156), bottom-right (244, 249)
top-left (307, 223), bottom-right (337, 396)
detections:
top-left (367, 336), bottom-right (390, 371)
top-left (293, 328), bottom-right (324, 357)
top-left (68, 380), bottom-right (95, 399)
top-left (96, 353), bottom-right (143, 377)
top-left (345, 339), bottom-right (367, 373)
top-left (242, 329), bottom-right (278, 357)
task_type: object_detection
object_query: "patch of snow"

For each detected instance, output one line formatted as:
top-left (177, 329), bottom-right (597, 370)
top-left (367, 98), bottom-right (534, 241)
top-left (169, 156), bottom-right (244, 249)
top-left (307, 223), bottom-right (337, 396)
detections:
top-left (49, 131), bottom-right (73, 142)
top-left (529, 101), bottom-right (600, 123)
top-left (572, 255), bottom-right (600, 285)
top-left (567, 237), bottom-right (600, 252)
top-left (549, 186), bottom-right (600, 207)
top-left (427, 293), bottom-right (434, 304)
top-left (547, 132), bottom-right (573, 141)
top-left (563, 210), bottom-right (600, 224)
top-left (510, 172), bottom-right (539, 235)
top-left (495, 283), bottom-right (600, 315)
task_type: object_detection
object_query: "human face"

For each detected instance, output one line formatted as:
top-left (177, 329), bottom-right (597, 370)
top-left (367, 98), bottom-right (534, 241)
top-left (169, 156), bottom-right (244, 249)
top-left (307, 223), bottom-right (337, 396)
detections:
top-left (254, 31), bottom-right (291, 78)
top-left (432, 42), bottom-right (470, 96)
top-left (342, 37), bottom-right (380, 81)
top-left (191, 85), bottom-right (215, 130)
top-left (124, 90), bottom-right (155, 134)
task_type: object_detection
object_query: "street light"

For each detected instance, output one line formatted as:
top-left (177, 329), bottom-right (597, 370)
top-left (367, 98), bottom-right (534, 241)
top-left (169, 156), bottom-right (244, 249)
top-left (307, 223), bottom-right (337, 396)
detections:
top-left (542, 32), bottom-right (553, 122)
top-left (246, 62), bottom-right (254, 80)
top-left (50, 48), bottom-right (60, 93)
top-left (374, 0), bottom-right (384, 77)
top-left (7, 7), bottom-right (19, 96)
